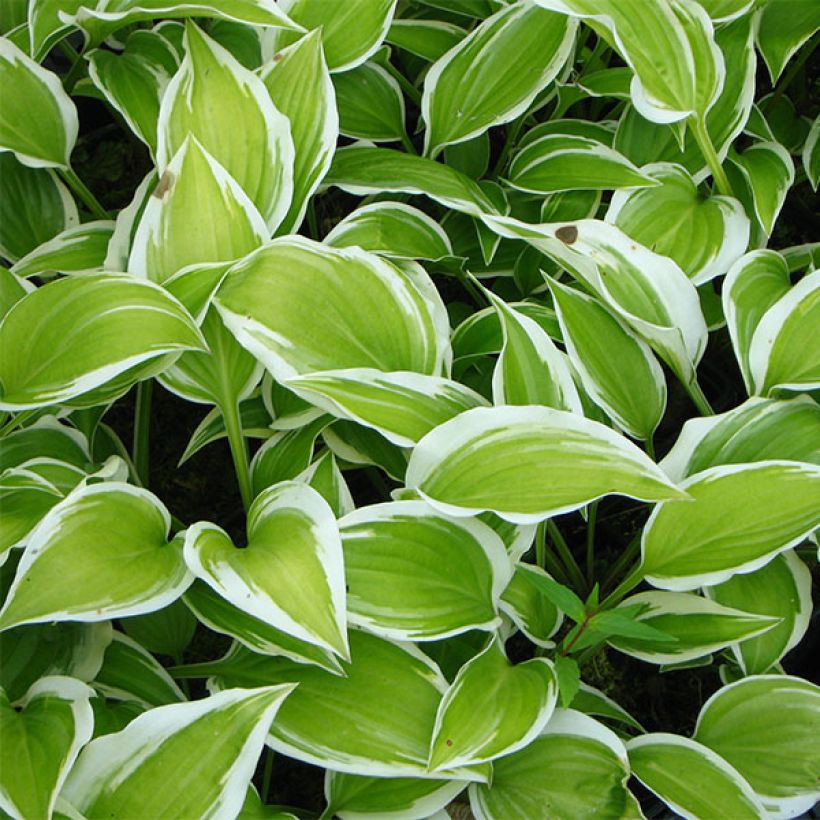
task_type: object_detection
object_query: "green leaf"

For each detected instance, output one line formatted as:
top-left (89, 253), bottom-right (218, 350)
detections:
top-left (0, 37), bottom-right (78, 168)
top-left (87, 29), bottom-right (179, 156)
top-left (325, 771), bottom-right (466, 819)
top-left (607, 591), bottom-right (778, 665)
top-left (469, 709), bottom-right (631, 819)
top-left (407, 405), bottom-right (686, 524)
top-left (157, 22), bottom-right (294, 233)
top-left (627, 733), bottom-right (765, 819)
top-left (0, 153), bottom-right (78, 263)
top-left (61, 684), bottom-right (295, 819)
top-left (0, 483), bottom-right (192, 631)
top-left (550, 279), bottom-right (666, 441)
top-left (756, 0), bottom-right (820, 83)
top-left (11, 220), bottom-right (114, 278)
top-left (576, 67), bottom-right (633, 100)
top-left (509, 134), bottom-right (659, 194)
top-left (297, 450), bottom-right (354, 518)
top-left (324, 420), bottom-right (409, 482)
top-left (0, 676), bottom-right (94, 820)
top-left (706, 551), bottom-right (812, 675)
top-left (215, 237), bottom-right (447, 380)
top-left (422, 2), bottom-right (574, 156)
top-left (569, 683), bottom-right (644, 731)
top-left (260, 28), bottom-right (337, 234)
top-left (694, 675), bottom-right (820, 810)
top-left (334, 60), bottom-right (405, 143)
top-left (641, 461), bottom-right (820, 590)
top-left (0, 417), bottom-right (89, 472)
top-left (120, 598), bottom-right (197, 659)
top-left (0, 266), bottom-right (30, 320)
top-left (183, 481), bottom-right (348, 659)
top-left (500, 564), bottom-right (564, 646)
top-left (325, 145), bottom-right (497, 217)
top-left (386, 19), bottom-right (465, 62)
top-left (287, 368), bottom-right (487, 447)
top-left (804, 114), bottom-right (820, 191)
top-left (128, 137), bottom-right (268, 284)
top-left (553, 655), bottom-right (581, 708)
top-left (28, 0), bottom-right (84, 61)
top-left (429, 638), bottom-right (557, 770)
top-left (340, 500), bottom-right (510, 641)
top-left (273, 0), bottom-right (397, 73)
top-left (606, 162), bottom-right (749, 285)
top-left (0, 273), bottom-right (206, 410)
top-left (325, 201), bottom-right (454, 261)
top-left (517, 562), bottom-right (585, 623)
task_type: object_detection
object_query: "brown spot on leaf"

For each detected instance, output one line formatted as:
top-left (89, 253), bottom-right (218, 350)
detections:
top-left (446, 739), bottom-right (453, 747)
top-left (555, 225), bottom-right (578, 245)
top-left (153, 169), bottom-right (176, 200)
top-left (273, 52), bottom-right (283, 62)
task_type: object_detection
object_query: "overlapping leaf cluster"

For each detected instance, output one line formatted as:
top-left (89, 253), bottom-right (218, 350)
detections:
top-left (0, 0), bottom-right (818, 818)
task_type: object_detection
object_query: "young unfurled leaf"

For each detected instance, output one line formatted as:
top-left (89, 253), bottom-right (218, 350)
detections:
top-left (61, 685), bottom-right (295, 819)
top-left (0, 676), bottom-right (94, 820)
top-left (183, 481), bottom-right (348, 659)
top-left (296, 450), bottom-right (354, 518)
top-left (11, 220), bottom-right (114, 278)
top-left (215, 237), bottom-right (448, 380)
top-left (158, 22), bottom-right (294, 233)
top-left (422, 2), bottom-right (575, 156)
top-left (340, 501), bottom-right (511, 641)
top-left (128, 137), bottom-right (268, 284)
top-left (500, 564), bottom-right (564, 646)
top-left (407, 405), bottom-right (686, 524)
top-left (261, 29), bottom-right (337, 234)
top-left (706, 551), bottom-right (812, 675)
top-left (429, 638), bottom-right (557, 770)
top-left (627, 733), bottom-right (766, 820)
top-left (642, 461), bottom-right (820, 591)
top-left (0, 273), bottom-right (205, 410)
top-left (0, 483), bottom-right (191, 631)
top-left (0, 38), bottom-right (78, 168)
top-left (287, 368), bottom-right (487, 447)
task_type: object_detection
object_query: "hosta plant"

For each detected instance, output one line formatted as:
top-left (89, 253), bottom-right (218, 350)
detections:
top-left (1, 0), bottom-right (819, 818)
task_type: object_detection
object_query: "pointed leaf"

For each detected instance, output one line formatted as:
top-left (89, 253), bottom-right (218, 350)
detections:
top-left (756, 0), bottom-right (820, 83)
top-left (11, 220), bottom-right (114, 278)
top-left (386, 19), bottom-right (466, 62)
top-left (334, 60), bottom-right (405, 143)
top-left (500, 564), bottom-right (563, 647)
top-left (729, 141), bottom-right (794, 236)
top-left (120, 598), bottom-right (196, 658)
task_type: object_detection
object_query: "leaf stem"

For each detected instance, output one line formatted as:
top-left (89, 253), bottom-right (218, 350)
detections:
top-left (132, 380), bottom-right (153, 487)
top-left (221, 398), bottom-right (253, 512)
top-left (535, 521), bottom-right (571, 584)
top-left (601, 564), bottom-right (644, 610)
top-left (688, 117), bottom-right (733, 197)
top-left (548, 520), bottom-right (587, 593)
top-left (58, 168), bottom-right (110, 221)
top-left (602, 531), bottom-right (642, 592)
top-left (381, 60), bottom-right (422, 106)
top-left (0, 409), bottom-right (38, 437)
top-left (261, 749), bottom-right (275, 802)
top-left (585, 502), bottom-right (597, 586)
top-left (684, 378), bottom-right (714, 416)
top-left (399, 131), bottom-right (418, 155)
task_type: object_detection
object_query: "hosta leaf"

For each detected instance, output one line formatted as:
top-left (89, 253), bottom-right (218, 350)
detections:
top-left (61, 685), bottom-right (295, 819)
top-left (325, 145), bottom-right (497, 217)
top-left (287, 369), bottom-right (487, 447)
top-left (608, 591), bottom-right (778, 665)
top-left (429, 639), bottom-right (557, 770)
top-left (261, 29), bottom-right (337, 234)
top-left (660, 396), bottom-right (820, 482)
top-left (28, 0), bottom-right (84, 61)
top-left (339, 501), bottom-right (511, 641)
top-left (296, 450), bottom-right (354, 519)
top-left (469, 709), bottom-right (631, 819)
top-left (696, 0), bottom-right (755, 21)
top-left (533, 0), bottom-right (723, 124)
top-left (94, 631), bottom-right (185, 708)
top-left (0, 267), bottom-right (30, 320)
top-left (200, 631), bottom-right (464, 778)
top-left (0, 273), bottom-right (205, 410)
top-left (486, 290), bottom-right (582, 413)
top-left (748, 270), bottom-right (820, 395)
top-left (407, 405), bottom-right (686, 524)
top-left (215, 237), bottom-right (447, 380)
top-left (324, 771), bottom-right (466, 820)
top-left (0, 676), bottom-right (94, 820)
top-left (0, 38), bottom-right (78, 168)
top-left (158, 22), bottom-right (294, 233)
top-left (422, 2), bottom-right (575, 156)
top-left (694, 676), bottom-right (820, 808)
top-left (11, 220), bottom-right (114, 278)
top-left (323, 420), bottom-right (409, 483)
top-left (183, 587), bottom-right (343, 674)
top-left (334, 61), bottom-right (405, 143)
top-left (184, 481), bottom-right (347, 658)
top-left (641, 461), bottom-right (820, 591)
top-left (87, 29), bottom-right (179, 156)
top-left (325, 202), bottom-right (454, 261)
top-left (606, 163), bottom-right (749, 285)
top-left (482, 215), bottom-right (707, 387)
top-left (386, 19), bottom-right (465, 62)
top-left (804, 115), bottom-right (820, 191)
top-left (0, 483), bottom-right (192, 631)
top-left (120, 598), bottom-right (197, 659)
top-left (570, 683), bottom-right (644, 732)
top-left (206, 19), bottom-right (262, 69)
top-left (627, 733), bottom-right (765, 820)
top-left (274, 0), bottom-right (397, 72)
top-left (575, 67), bottom-right (632, 100)
top-left (756, 0), bottom-right (820, 83)
top-left (128, 137), bottom-right (268, 284)
top-left (0, 154), bottom-right (78, 262)
top-left (500, 564), bottom-right (563, 647)
top-left (0, 417), bottom-right (89, 471)
top-left (508, 134), bottom-right (658, 194)
top-left (549, 279), bottom-right (666, 441)
top-left (706, 551), bottom-right (812, 675)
